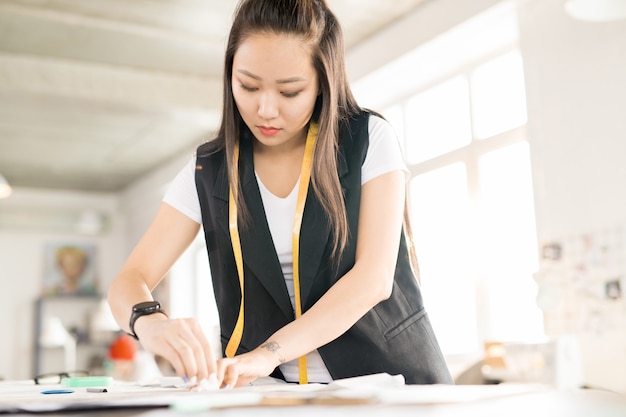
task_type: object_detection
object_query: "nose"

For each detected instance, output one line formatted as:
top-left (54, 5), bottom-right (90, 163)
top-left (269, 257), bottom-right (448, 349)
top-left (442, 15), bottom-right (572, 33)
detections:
top-left (257, 92), bottom-right (279, 121)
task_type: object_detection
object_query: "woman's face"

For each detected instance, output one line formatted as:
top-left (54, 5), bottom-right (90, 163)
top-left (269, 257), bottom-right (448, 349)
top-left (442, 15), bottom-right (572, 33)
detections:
top-left (232, 33), bottom-right (319, 150)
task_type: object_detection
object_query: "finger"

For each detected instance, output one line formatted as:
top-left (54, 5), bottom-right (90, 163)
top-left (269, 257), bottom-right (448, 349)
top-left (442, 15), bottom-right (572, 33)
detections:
top-left (171, 319), bottom-right (215, 380)
top-left (187, 321), bottom-right (216, 380)
top-left (154, 340), bottom-right (188, 381)
top-left (197, 328), bottom-right (217, 375)
top-left (215, 358), bottom-right (226, 386)
top-left (177, 324), bottom-right (207, 381)
top-left (168, 336), bottom-right (199, 380)
top-left (222, 362), bottom-right (239, 389)
top-left (215, 357), bottom-right (232, 388)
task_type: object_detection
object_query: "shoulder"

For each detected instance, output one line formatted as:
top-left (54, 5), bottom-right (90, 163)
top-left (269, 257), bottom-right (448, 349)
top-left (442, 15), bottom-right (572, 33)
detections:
top-left (340, 110), bottom-right (371, 135)
top-left (196, 136), bottom-right (224, 161)
top-left (367, 113), bottom-right (397, 143)
top-left (339, 110), bottom-right (397, 147)
top-left (339, 110), bottom-right (394, 139)
top-left (337, 110), bottom-right (372, 151)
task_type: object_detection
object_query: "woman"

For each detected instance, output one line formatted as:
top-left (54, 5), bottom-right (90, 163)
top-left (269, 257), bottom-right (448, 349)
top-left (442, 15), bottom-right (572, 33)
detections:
top-left (108, 0), bottom-right (452, 388)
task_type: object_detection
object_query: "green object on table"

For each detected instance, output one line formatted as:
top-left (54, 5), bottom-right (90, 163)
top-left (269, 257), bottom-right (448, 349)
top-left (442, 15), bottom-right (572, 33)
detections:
top-left (61, 376), bottom-right (113, 388)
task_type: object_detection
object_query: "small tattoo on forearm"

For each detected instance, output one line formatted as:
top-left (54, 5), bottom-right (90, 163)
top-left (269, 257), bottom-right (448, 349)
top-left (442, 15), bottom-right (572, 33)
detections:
top-left (261, 341), bottom-right (286, 364)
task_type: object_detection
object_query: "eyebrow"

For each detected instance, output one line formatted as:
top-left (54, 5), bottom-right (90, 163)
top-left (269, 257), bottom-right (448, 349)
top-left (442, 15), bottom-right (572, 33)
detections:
top-left (236, 69), bottom-right (306, 84)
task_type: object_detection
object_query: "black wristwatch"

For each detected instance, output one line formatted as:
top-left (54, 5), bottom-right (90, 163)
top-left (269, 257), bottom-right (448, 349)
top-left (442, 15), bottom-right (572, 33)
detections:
top-left (128, 301), bottom-right (167, 340)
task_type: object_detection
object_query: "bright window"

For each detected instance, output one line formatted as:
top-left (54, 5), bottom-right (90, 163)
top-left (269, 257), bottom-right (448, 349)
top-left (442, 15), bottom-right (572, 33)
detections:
top-left (405, 76), bottom-right (472, 164)
top-left (476, 142), bottom-right (542, 341)
top-left (410, 163), bottom-right (479, 354)
top-left (355, 1), bottom-right (545, 359)
top-left (471, 51), bottom-right (528, 139)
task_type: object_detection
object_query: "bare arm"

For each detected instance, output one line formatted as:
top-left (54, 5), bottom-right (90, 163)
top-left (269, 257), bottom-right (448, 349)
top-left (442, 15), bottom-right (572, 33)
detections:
top-left (108, 202), bottom-right (217, 380)
top-left (217, 170), bottom-right (406, 386)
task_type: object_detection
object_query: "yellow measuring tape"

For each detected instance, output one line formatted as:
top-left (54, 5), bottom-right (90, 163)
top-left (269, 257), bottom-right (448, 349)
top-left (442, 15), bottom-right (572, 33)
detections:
top-left (226, 122), bottom-right (318, 385)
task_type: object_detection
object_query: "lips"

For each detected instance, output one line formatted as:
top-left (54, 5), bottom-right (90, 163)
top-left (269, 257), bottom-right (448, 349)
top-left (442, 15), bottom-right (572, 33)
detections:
top-left (257, 126), bottom-right (280, 136)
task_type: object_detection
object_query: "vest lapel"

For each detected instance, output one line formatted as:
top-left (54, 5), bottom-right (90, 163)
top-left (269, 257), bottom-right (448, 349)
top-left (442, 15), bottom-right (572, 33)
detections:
top-left (297, 195), bottom-right (330, 309)
top-left (298, 143), bottom-right (349, 308)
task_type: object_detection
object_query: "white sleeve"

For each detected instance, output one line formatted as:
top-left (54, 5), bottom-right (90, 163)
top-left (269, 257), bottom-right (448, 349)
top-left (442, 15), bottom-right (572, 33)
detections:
top-left (162, 156), bottom-right (202, 224)
top-left (361, 115), bottom-right (409, 185)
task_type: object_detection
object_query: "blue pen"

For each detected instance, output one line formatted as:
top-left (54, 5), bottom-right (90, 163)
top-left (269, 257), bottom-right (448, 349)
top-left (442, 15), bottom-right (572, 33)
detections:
top-left (41, 389), bottom-right (74, 395)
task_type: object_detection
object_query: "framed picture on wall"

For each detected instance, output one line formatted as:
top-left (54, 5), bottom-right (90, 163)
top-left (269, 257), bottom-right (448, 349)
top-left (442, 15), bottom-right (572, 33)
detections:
top-left (42, 243), bottom-right (99, 297)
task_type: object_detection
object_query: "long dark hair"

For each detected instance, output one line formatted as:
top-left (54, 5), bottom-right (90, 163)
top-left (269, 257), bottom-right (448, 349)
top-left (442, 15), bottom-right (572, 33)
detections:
top-left (199, 0), bottom-right (360, 260)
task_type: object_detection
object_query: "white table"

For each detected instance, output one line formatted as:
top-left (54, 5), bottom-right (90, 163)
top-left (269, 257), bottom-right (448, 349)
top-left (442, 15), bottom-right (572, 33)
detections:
top-left (1, 376), bottom-right (624, 416)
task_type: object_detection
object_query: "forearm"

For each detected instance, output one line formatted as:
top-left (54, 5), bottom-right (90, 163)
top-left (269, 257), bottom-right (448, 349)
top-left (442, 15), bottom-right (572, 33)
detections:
top-left (107, 268), bottom-right (156, 334)
top-left (259, 263), bottom-right (392, 366)
top-left (107, 203), bottom-right (201, 333)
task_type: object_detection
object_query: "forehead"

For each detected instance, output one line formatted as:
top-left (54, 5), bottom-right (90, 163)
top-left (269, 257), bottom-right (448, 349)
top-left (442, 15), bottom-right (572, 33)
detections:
top-left (233, 33), bottom-right (315, 79)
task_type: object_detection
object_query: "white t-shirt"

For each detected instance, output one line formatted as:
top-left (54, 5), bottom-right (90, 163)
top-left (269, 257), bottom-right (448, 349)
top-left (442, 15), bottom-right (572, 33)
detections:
top-left (163, 115), bottom-right (407, 383)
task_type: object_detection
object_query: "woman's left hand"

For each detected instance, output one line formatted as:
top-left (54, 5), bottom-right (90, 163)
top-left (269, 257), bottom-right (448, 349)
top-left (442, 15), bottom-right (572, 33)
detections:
top-left (215, 344), bottom-right (283, 388)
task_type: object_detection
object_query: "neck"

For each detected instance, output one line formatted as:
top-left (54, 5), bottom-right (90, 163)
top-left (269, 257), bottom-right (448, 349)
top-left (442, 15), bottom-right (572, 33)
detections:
top-left (251, 127), bottom-right (311, 198)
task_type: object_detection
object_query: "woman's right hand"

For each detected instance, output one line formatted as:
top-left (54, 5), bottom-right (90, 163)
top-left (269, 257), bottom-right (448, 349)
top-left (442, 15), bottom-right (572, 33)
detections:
top-left (133, 315), bottom-right (217, 382)
top-left (106, 203), bottom-right (214, 381)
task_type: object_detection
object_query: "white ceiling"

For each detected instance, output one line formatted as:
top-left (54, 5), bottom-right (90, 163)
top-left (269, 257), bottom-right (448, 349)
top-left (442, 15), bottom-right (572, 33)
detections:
top-left (0, 0), bottom-right (429, 193)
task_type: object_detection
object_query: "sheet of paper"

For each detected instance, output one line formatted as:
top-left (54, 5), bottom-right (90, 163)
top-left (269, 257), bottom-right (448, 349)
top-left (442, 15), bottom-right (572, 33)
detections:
top-left (0, 380), bottom-right (191, 414)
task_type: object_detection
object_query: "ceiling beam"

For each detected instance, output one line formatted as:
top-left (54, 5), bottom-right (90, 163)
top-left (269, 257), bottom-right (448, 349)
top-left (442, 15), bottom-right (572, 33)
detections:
top-left (0, 53), bottom-right (222, 110)
top-left (0, 2), bottom-right (227, 45)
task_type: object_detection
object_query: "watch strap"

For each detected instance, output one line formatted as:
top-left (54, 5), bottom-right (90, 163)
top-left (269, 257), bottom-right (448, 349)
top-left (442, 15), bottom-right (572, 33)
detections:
top-left (128, 302), bottom-right (167, 340)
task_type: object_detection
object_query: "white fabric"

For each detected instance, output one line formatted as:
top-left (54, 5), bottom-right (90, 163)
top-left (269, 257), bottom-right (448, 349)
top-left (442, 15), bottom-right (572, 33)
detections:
top-left (163, 157), bottom-right (202, 224)
top-left (162, 115), bottom-right (407, 383)
top-left (361, 114), bottom-right (408, 184)
top-left (255, 174), bottom-right (298, 308)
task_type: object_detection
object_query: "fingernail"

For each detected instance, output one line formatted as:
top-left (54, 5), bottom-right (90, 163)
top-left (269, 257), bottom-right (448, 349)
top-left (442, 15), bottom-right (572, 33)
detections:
top-left (183, 375), bottom-right (189, 383)
top-left (221, 384), bottom-right (230, 390)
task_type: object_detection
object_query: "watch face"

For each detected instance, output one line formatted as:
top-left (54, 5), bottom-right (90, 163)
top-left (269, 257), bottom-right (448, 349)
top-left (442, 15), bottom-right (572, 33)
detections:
top-left (133, 301), bottom-right (160, 312)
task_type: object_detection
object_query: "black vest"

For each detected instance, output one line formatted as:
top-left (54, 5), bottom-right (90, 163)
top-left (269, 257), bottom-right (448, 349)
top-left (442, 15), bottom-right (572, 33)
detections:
top-left (195, 111), bottom-right (452, 384)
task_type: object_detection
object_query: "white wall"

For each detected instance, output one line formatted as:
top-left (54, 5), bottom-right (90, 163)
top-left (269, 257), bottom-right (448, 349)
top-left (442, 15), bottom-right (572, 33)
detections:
top-left (519, 0), bottom-right (626, 237)
top-left (0, 189), bottom-right (125, 379)
top-left (0, 149), bottom-right (192, 380)
top-left (118, 150), bottom-right (192, 248)
top-left (518, 0), bottom-right (626, 393)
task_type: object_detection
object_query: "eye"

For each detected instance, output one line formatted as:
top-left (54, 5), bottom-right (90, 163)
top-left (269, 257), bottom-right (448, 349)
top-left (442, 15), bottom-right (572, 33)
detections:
top-left (281, 91), bottom-right (301, 98)
top-left (240, 83), bottom-right (258, 92)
